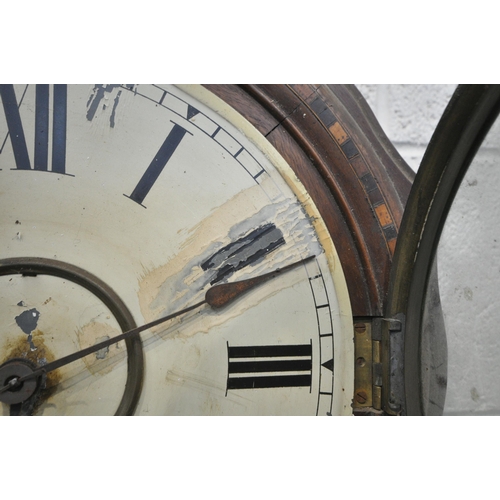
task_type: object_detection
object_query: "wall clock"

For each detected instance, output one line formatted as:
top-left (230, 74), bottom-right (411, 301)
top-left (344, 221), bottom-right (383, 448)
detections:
top-left (0, 84), bottom-right (368, 415)
top-left (3, 83), bottom-right (488, 416)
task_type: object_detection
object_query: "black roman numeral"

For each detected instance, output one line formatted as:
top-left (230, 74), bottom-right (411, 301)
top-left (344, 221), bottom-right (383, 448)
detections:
top-left (126, 122), bottom-right (191, 207)
top-left (227, 343), bottom-right (312, 391)
top-left (0, 84), bottom-right (67, 174)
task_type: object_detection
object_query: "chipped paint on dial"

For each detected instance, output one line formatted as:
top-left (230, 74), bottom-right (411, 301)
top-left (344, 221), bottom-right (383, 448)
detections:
top-left (138, 194), bottom-right (322, 334)
top-left (0, 273), bottom-right (128, 415)
top-left (0, 84), bottom-right (353, 415)
top-left (75, 322), bottom-right (123, 375)
top-left (15, 306), bottom-right (40, 351)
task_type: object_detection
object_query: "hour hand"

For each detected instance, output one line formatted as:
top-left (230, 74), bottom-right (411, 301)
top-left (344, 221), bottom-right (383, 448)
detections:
top-left (206, 255), bottom-right (315, 308)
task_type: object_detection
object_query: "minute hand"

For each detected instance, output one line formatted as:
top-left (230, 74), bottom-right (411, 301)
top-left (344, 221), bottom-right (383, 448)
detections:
top-left (205, 255), bottom-right (314, 308)
top-left (0, 255), bottom-right (315, 392)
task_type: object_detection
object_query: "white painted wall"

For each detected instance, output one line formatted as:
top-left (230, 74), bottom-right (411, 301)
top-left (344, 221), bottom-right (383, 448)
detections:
top-left (356, 84), bottom-right (500, 415)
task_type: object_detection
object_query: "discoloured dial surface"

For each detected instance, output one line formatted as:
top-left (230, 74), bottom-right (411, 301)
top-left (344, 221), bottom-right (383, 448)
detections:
top-left (0, 84), bottom-right (353, 415)
top-left (0, 274), bottom-right (127, 415)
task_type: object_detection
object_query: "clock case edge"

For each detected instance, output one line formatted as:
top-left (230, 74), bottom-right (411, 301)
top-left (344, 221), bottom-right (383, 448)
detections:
top-left (204, 84), bottom-right (415, 318)
top-left (203, 84), bottom-right (415, 415)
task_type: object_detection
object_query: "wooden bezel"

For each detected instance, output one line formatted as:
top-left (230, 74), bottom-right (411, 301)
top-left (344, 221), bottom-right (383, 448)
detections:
top-left (204, 84), bottom-right (414, 317)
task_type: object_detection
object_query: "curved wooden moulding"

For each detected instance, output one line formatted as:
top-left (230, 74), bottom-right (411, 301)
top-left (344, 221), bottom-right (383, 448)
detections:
top-left (204, 84), bottom-right (414, 317)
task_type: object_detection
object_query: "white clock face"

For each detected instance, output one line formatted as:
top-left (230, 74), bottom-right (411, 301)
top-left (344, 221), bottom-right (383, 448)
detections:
top-left (0, 84), bottom-right (353, 415)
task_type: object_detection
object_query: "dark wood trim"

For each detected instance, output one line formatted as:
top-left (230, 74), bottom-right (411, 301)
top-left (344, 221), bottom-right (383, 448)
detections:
top-left (203, 84), bottom-right (413, 317)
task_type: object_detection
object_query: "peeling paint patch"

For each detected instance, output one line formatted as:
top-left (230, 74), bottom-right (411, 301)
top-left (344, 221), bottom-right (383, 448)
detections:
top-left (15, 307), bottom-right (40, 351)
top-left (86, 84), bottom-right (121, 124)
top-left (15, 308), bottom-right (40, 334)
top-left (110, 91), bottom-right (122, 128)
top-left (201, 223), bottom-right (285, 285)
top-left (138, 191), bottom-right (322, 332)
top-left (76, 322), bottom-right (121, 375)
top-left (95, 336), bottom-right (110, 360)
top-left (157, 200), bottom-right (314, 314)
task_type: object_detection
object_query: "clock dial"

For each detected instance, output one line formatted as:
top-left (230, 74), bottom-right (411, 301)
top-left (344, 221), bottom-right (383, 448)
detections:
top-left (0, 84), bottom-right (353, 415)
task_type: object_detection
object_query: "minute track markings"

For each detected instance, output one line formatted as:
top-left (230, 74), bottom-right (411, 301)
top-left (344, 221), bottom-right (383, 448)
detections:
top-left (121, 85), bottom-right (269, 184)
top-left (306, 264), bottom-right (335, 415)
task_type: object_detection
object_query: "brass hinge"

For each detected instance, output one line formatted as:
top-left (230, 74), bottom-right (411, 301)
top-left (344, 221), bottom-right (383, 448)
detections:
top-left (353, 318), bottom-right (383, 412)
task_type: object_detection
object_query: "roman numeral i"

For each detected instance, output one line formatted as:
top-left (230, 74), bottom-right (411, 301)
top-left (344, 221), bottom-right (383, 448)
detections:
top-left (126, 122), bottom-right (191, 207)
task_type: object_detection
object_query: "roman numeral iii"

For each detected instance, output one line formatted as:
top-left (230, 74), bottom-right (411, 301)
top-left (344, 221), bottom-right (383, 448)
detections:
top-left (0, 84), bottom-right (67, 174)
top-left (227, 343), bottom-right (312, 391)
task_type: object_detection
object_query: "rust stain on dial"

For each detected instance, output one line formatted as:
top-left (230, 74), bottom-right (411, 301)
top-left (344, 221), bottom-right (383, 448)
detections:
top-left (1, 329), bottom-right (61, 411)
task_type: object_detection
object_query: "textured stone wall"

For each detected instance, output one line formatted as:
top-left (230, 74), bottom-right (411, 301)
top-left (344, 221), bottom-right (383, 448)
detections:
top-left (356, 84), bottom-right (457, 171)
top-left (356, 85), bottom-right (500, 415)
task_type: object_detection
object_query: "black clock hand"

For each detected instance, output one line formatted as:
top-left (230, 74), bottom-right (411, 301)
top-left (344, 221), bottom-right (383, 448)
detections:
top-left (0, 255), bottom-right (315, 398)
